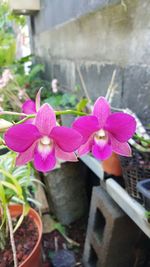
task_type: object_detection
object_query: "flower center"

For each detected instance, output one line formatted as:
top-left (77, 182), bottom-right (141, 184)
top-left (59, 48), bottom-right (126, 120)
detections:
top-left (94, 129), bottom-right (107, 140)
top-left (94, 129), bottom-right (108, 147)
top-left (40, 136), bottom-right (51, 145)
top-left (38, 136), bottom-right (53, 159)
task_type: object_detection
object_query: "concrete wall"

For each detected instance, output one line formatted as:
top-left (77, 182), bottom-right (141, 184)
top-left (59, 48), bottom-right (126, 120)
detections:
top-left (30, 0), bottom-right (150, 124)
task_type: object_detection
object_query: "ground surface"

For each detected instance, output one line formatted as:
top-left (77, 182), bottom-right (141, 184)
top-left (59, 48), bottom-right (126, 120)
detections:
top-left (42, 216), bottom-right (86, 267)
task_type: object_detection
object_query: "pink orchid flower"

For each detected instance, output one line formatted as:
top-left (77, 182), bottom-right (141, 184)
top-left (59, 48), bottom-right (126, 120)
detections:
top-left (21, 89), bottom-right (41, 123)
top-left (22, 99), bottom-right (36, 114)
top-left (72, 97), bottom-right (136, 160)
top-left (4, 104), bottom-right (82, 172)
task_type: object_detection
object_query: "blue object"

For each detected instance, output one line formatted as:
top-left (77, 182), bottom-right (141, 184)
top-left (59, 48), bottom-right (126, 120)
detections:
top-left (137, 179), bottom-right (150, 211)
top-left (51, 249), bottom-right (76, 267)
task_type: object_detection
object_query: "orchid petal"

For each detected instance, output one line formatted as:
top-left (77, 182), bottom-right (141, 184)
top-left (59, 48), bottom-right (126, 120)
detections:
top-left (34, 146), bottom-right (56, 172)
top-left (72, 115), bottom-right (99, 144)
top-left (105, 112), bottom-right (136, 142)
top-left (93, 97), bottom-right (111, 128)
top-left (50, 126), bottom-right (82, 152)
top-left (35, 104), bottom-right (56, 136)
top-left (92, 143), bottom-right (112, 160)
top-left (110, 134), bottom-right (132, 156)
top-left (22, 100), bottom-right (36, 114)
top-left (78, 136), bottom-right (94, 156)
top-left (16, 141), bottom-right (37, 165)
top-left (4, 124), bottom-right (40, 152)
top-left (35, 88), bottom-right (42, 111)
top-left (55, 145), bottom-right (78, 162)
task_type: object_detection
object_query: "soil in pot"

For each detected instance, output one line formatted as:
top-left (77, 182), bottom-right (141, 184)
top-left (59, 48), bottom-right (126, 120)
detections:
top-left (0, 216), bottom-right (38, 267)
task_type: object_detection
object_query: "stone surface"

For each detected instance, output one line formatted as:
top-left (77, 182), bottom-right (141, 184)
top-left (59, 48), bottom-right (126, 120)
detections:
top-left (83, 186), bottom-right (140, 267)
top-left (33, 0), bottom-right (120, 34)
top-left (44, 161), bottom-right (88, 225)
top-left (35, 176), bottom-right (49, 213)
top-left (10, 0), bottom-right (40, 14)
top-left (122, 65), bottom-right (150, 125)
top-left (75, 63), bottom-right (122, 108)
top-left (30, 0), bottom-right (150, 124)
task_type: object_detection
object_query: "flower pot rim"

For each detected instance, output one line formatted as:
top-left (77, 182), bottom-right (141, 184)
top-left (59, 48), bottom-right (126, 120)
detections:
top-left (137, 179), bottom-right (150, 199)
top-left (8, 204), bottom-right (42, 267)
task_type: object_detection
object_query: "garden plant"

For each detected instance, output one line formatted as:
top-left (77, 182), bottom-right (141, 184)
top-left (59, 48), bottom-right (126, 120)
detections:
top-left (0, 88), bottom-right (136, 267)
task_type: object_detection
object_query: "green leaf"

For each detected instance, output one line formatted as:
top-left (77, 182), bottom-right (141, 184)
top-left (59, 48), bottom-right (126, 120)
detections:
top-left (13, 203), bottom-right (30, 233)
top-left (0, 169), bottom-right (22, 197)
top-left (27, 197), bottom-right (42, 208)
top-left (11, 196), bottom-right (25, 205)
top-left (54, 223), bottom-right (66, 235)
top-left (0, 206), bottom-right (6, 230)
top-left (76, 98), bottom-right (88, 112)
top-left (1, 181), bottom-right (19, 195)
top-left (28, 64), bottom-right (45, 82)
top-left (0, 182), bottom-right (6, 204)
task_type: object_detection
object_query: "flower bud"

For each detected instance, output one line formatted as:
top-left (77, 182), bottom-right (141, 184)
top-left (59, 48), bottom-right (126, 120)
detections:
top-left (0, 119), bottom-right (13, 133)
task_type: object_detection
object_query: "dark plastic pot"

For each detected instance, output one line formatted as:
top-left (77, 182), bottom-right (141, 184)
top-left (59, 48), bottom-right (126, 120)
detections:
top-left (137, 179), bottom-right (150, 211)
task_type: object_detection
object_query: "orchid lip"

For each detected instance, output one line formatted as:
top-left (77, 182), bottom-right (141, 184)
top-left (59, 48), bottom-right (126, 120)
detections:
top-left (38, 136), bottom-right (54, 157)
top-left (94, 129), bottom-right (108, 147)
top-left (94, 129), bottom-right (107, 140)
top-left (40, 136), bottom-right (51, 145)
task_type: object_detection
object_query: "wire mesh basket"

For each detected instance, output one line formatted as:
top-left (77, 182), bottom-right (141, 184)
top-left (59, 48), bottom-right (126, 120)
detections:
top-left (120, 147), bottom-right (150, 203)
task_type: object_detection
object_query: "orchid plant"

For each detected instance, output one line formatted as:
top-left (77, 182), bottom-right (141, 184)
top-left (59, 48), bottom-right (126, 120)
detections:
top-left (0, 88), bottom-right (136, 267)
top-left (0, 89), bottom-right (136, 173)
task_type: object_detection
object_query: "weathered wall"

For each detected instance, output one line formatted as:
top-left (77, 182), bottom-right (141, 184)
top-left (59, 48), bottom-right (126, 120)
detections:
top-left (30, 0), bottom-right (150, 124)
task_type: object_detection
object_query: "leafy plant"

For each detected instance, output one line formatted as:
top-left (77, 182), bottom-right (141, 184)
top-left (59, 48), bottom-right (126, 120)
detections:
top-left (0, 69), bottom-right (29, 113)
top-left (44, 92), bottom-right (78, 109)
top-left (0, 2), bottom-right (25, 68)
top-left (0, 151), bottom-right (42, 265)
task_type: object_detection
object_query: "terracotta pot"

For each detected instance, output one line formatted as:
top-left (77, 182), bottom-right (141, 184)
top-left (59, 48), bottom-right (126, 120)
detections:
top-left (9, 205), bottom-right (42, 267)
top-left (102, 152), bottom-right (122, 176)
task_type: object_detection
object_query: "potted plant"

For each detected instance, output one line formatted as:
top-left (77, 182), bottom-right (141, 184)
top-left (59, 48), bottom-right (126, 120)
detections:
top-left (0, 152), bottom-right (42, 267)
top-left (0, 87), bottom-right (137, 267)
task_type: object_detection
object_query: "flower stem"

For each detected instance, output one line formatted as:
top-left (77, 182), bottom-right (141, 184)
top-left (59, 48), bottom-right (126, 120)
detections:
top-left (1, 109), bottom-right (87, 126)
top-left (55, 110), bottom-right (87, 116)
top-left (6, 205), bottom-right (18, 267)
top-left (15, 115), bottom-right (35, 125)
top-left (0, 111), bottom-right (27, 117)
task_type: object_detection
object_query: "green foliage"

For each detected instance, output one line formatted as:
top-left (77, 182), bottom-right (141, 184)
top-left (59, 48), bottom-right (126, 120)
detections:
top-left (0, 2), bottom-right (25, 29)
top-left (12, 54), bottom-right (33, 75)
top-left (134, 134), bottom-right (150, 149)
top-left (12, 60), bottom-right (51, 101)
top-left (44, 94), bottom-right (62, 108)
top-left (54, 222), bottom-right (66, 235)
top-left (0, 2), bottom-right (26, 67)
top-left (145, 211), bottom-right (150, 220)
top-left (76, 98), bottom-right (89, 112)
top-left (0, 33), bottom-right (16, 67)
top-left (44, 92), bottom-right (78, 109)
top-left (27, 64), bottom-right (45, 83)
top-left (0, 152), bottom-right (42, 246)
top-left (0, 73), bottom-right (27, 113)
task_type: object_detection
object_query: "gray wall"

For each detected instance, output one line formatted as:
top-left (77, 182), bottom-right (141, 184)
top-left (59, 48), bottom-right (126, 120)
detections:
top-left (30, 0), bottom-right (150, 124)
